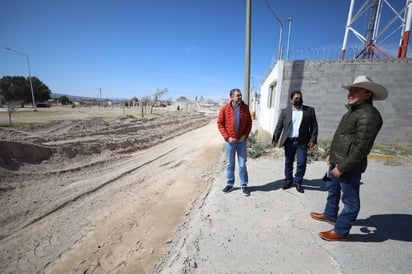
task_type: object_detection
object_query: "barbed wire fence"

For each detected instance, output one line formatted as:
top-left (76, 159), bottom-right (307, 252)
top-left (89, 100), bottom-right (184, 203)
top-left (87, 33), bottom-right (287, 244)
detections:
top-left (278, 45), bottom-right (402, 62)
top-left (263, 44), bottom-right (408, 79)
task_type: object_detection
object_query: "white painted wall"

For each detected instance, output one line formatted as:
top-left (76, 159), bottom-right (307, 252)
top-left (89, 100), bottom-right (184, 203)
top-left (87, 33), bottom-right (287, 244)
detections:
top-left (256, 61), bottom-right (284, 136)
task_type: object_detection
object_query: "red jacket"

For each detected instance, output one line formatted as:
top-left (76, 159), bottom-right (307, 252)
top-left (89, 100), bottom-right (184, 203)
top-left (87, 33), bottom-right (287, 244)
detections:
top-left (217, 101), bottom-right (252, 141)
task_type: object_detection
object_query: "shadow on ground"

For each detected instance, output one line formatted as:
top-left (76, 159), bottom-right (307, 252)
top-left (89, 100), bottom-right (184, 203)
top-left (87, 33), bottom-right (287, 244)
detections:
top-left (248, 177), bottom-right (329, 193)
top-left (350, 214), bottom-right (412, 242)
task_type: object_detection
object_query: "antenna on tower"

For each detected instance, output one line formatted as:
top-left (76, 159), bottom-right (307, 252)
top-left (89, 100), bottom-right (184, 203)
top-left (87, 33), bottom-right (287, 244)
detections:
top-left (340, 0), bottom-right (412, 60)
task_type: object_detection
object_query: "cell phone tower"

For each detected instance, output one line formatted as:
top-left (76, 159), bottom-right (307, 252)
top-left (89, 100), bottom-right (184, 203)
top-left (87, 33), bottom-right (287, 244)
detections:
top-left (340, 0), bottom-right (412, 60)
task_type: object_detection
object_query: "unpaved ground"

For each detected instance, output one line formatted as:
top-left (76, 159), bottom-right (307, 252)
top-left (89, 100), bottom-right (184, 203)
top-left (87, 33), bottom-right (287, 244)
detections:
top-left (0, 108), bottom-right (224, 273)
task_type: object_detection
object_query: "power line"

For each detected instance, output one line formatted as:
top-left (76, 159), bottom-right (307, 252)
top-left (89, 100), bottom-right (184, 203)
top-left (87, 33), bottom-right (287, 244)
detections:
top-left (263, 0), bottom-right (284, 60)
top-left (263, 0), bottom-right (282, 24)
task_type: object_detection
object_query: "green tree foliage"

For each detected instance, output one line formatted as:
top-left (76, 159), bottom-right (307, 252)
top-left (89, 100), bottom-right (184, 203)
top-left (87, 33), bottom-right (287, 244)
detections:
top-left (58, 95), bottom-right (71, 105)
top-left (0, 75), bottom-right (51, 104)
top-left (31, 77), bottom-right (51, 102)
top-left (0, 76), bottom-right (26, 102)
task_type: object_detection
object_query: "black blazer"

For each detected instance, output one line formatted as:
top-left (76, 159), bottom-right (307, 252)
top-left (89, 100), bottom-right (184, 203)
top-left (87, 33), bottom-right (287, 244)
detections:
top-left (272, 105), bottom-right (318, 147)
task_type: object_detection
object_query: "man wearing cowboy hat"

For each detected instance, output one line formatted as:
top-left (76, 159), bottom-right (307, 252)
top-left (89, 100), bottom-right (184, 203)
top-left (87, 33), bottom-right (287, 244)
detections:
top-left (310, 75), bottom-right (388, 241)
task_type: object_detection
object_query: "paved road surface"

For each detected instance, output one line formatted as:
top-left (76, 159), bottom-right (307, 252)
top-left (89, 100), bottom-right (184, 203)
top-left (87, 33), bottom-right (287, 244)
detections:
top-left (155, 157), bottom-right (412, 274)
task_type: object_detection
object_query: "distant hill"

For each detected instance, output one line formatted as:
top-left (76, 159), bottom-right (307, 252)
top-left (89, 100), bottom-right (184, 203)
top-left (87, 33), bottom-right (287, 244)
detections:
top-left (51, 93), bottom-right (123, 103)
top-left (51, 93), bottom-right (97, 100)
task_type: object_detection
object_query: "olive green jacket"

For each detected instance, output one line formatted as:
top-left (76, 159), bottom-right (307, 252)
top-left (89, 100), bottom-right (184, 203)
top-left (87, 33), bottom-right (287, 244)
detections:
top-left (329, 101), bottom-right (383, 174)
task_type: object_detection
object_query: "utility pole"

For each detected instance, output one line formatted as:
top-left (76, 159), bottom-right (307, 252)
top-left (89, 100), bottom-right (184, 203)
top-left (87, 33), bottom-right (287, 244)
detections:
top-left (243, 0), bottom-right (251, 105)
top-left (276, 19), bottom-right (283, 60)
top-left (286, 17), bottom-right (292, 60)
top-left (5, 47), bottom-right (37, 111)
top-left (96, 87), bottom-right (102, 107)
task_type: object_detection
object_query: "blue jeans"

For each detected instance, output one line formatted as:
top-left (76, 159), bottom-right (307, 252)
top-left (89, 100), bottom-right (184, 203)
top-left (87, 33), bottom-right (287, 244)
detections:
top-left (324, 164), bottom-right (361, 235)
top-left (284, 139), bottom-right (307, 185)
top-left (225, 140), bottom-right (248, 187)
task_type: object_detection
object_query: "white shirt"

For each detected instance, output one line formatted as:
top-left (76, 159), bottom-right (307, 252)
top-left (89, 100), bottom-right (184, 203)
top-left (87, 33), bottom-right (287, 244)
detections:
top-left (289, 108), bottom-right (303, 138)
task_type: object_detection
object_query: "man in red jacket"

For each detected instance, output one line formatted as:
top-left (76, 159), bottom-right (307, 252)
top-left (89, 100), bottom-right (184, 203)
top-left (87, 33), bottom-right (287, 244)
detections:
top-left (217, 88), bottom-right (252, 196)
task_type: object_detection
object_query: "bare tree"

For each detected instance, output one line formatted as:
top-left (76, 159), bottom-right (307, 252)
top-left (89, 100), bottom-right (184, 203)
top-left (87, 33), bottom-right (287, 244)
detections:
top-left (5, 100), bottom-right (22, 127)
top-left (7, 104), bottom-right (16, 127)
top-left (140, 96), bottom-right (152, 118)
top-left (150, 88), bottom-right (168, 114)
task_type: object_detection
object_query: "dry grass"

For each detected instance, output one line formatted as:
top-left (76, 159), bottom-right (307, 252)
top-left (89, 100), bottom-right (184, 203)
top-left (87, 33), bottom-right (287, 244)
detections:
top-left (0, 106), bottom-right (174, 127)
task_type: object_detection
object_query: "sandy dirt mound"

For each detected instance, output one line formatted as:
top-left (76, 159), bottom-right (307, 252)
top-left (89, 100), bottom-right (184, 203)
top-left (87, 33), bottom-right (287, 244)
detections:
top-left (0, 111), bottom-right (224, 273)
top-left (0, 113), bottom-right (210, 170)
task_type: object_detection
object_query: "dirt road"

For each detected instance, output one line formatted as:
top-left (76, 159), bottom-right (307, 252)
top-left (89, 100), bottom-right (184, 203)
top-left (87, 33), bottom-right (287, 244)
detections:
top-left (0, 111), bottom-right (224, 273)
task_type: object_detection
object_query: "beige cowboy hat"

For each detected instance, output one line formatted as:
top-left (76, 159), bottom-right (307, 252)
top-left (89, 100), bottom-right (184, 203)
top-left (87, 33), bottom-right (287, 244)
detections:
top-left (342, 75), bottom-right (388, 100)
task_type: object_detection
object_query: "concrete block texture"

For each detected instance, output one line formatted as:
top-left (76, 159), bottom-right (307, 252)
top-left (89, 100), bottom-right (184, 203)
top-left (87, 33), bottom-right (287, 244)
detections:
top-left (279, 59), bottom-right (412, 144)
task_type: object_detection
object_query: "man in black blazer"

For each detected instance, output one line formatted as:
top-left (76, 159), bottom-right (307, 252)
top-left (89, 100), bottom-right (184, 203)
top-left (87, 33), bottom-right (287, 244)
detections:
top-left (272, 91), bottom-right (318, 193)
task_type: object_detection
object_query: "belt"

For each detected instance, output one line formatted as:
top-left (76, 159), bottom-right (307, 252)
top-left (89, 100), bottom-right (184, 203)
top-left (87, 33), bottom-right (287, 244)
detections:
top-left (288, 137), bottom-right (298, 141)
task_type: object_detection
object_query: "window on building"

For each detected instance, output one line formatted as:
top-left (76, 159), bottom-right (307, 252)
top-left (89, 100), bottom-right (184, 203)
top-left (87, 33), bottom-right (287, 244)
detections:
top-left (267, 82), bottom-right (277, 108)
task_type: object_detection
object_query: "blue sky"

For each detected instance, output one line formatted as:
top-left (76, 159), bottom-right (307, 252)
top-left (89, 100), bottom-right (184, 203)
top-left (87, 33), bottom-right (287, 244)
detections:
top-left (1, 0), bottom-right (408, 101)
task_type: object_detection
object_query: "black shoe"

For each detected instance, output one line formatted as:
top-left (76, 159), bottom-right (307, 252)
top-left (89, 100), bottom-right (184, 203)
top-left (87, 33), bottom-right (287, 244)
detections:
top-left (241, 187), bottom-right (250, 196)
top-left (322, 172), bottom-right (331, 181)
top-left (295, 183), bottom-right (304, 193)
top-left (222, 185), bottom-right (234, 193)
top-left (282, 182), bottom-right (293, 190)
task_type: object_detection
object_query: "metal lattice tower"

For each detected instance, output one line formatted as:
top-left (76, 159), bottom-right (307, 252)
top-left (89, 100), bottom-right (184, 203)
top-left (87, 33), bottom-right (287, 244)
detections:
top-left (340, 0), bottom-right (412, 60)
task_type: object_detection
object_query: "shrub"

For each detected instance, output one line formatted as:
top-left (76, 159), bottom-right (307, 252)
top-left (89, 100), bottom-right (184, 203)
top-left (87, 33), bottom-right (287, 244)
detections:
top-left (248, 129), bottom-right (273, 159)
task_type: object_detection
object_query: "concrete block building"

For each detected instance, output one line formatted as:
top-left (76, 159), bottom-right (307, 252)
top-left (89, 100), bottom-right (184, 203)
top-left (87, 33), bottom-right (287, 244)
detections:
top-left (257, 58), bottom-right (412, 144)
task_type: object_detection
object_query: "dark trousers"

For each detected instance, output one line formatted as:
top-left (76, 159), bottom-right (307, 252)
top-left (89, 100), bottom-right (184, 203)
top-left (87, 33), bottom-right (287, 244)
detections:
top-left (284, 138), bottom-right (307, 185)
top-left (324, 164), bottom-right (361, 235)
